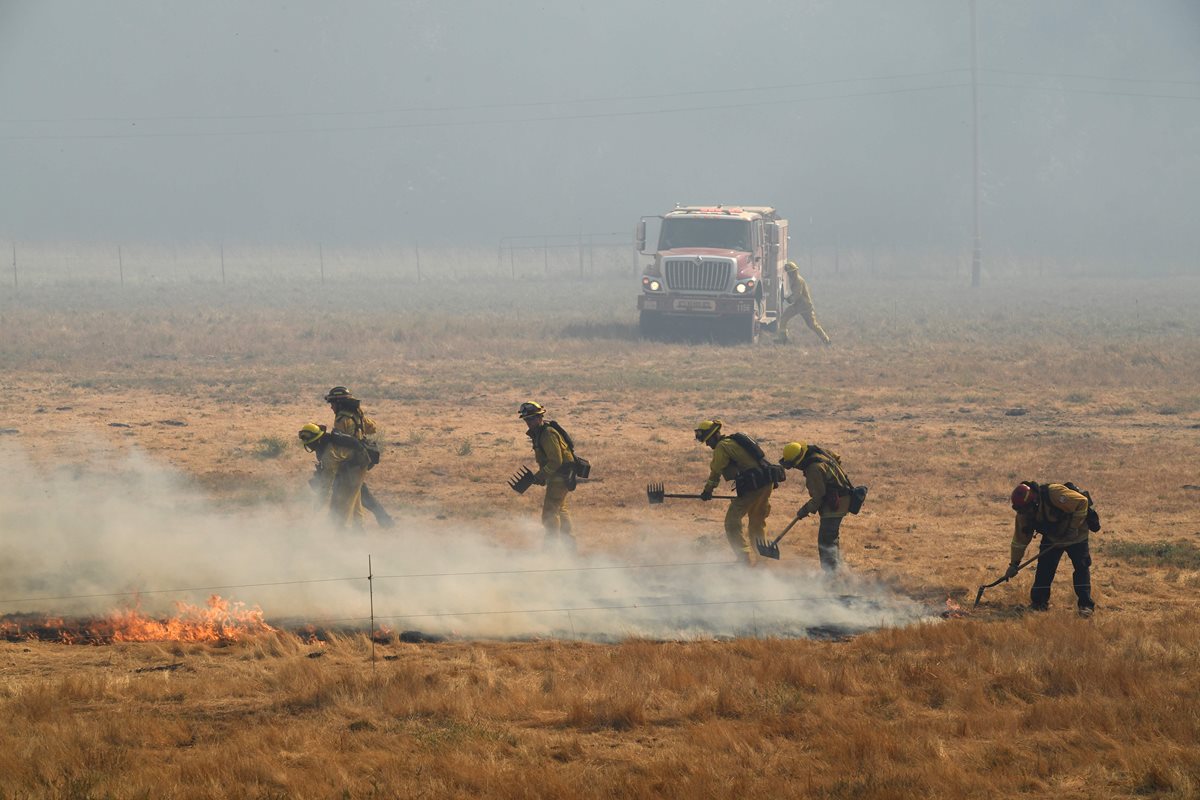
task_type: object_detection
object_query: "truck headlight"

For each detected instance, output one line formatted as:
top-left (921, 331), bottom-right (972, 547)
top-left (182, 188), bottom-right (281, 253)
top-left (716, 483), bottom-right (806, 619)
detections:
top-left (642, 277), bottom-right (663, 292)
top-left (734, 278), bottom-right (756, 294)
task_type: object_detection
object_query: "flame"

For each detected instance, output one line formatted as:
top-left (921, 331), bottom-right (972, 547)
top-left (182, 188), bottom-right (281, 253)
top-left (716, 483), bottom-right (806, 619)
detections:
top-left (94, 595), bottom-right (276, 642)
top-left (941, 595), bottom-right (968, 619)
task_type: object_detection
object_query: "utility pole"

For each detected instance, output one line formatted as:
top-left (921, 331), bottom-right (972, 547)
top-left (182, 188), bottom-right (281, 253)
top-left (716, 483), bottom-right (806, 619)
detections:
top-left (970, 0), bottom-right (982, 287)
top-left (118, 244), bottom-right (124, 287)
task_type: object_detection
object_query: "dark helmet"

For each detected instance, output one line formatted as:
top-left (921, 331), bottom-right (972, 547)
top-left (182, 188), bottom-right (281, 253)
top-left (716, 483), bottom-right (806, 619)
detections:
top-left (324, 386), bottom-right (355, 403)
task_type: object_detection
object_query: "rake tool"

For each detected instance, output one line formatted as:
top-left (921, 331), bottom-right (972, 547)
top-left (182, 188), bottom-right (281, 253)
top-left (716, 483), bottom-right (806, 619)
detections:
top-left (646, 483), bottom-right (737, 505)
top-left (755, 512), bottom-right (807, 560)
top-left (973, 542), bottom-right (1066, 608)
top-left (507, 466), bottom-right (538, 494)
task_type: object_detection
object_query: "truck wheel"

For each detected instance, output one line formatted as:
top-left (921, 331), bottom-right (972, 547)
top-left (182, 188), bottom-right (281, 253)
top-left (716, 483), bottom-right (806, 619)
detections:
top-left (723, 314), bottom-right (758, 345)
top-left (639, 310), bottom-right (663, 340)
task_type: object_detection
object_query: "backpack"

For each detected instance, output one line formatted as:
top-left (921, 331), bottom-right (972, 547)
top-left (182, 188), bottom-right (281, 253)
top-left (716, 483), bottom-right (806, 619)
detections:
top-left (799, 445), bottom-right (868, 514)
top-left (337, 410), bottom-right (381, 469)
top-left (1060, 482), bottom-right (1102, 532)
top-left (727, 433), bottom-right (786, 495)
top-left (542, 420), bottom-right (591, 489)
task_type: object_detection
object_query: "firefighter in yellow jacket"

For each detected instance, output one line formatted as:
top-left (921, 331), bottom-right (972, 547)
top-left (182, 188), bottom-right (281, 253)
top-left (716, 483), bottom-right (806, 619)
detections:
top-left (696, 420), bottom-right (774, 565)
top-left (777, 261), bottom-right (831, 345)
top-left (780, 442), bottom-right (852, 571)
top-left (520, 401), bottom-right (577, 551)
top-left (325, 386), bottom-right (394, 528)
top-left (1008, 482), bottom-right (1097, 615)
top-left (298, 423), bottom-right (371, 529)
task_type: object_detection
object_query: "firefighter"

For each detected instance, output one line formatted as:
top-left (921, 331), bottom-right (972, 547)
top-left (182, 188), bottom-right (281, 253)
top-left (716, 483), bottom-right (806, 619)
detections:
top-left (519, 401), bottom-right (578, 551)
top-left (1007, 482), bottom-right (1097, 616)
top-left (777, 261), bottom-right (831, 346)
top-left (298, 422), bottom-right (371, 529)
top-left (696, 420), bottom-right (775, 565)
top-left (325, 386), bottom-right (394, 528)
top-left (779, 442), bottom-right (852, 571)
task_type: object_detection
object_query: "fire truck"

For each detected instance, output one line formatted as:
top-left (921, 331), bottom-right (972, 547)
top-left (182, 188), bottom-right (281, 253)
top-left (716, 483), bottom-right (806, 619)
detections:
top-left (635, 205), bottom-right (788, 342)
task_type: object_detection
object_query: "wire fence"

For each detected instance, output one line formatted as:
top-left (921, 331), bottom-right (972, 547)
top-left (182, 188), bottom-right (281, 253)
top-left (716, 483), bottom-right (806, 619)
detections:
top-left (0, 555), bottom-right (921, 643)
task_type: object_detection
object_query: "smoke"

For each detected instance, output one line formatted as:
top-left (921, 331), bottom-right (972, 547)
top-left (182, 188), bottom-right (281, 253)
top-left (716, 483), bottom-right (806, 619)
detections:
top-left (0, 443), bottom-right (929, 640)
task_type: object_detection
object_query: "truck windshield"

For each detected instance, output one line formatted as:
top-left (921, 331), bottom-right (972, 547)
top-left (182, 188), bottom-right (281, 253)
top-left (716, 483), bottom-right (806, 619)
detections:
top-left (658, 218), bottom-right (750, 252)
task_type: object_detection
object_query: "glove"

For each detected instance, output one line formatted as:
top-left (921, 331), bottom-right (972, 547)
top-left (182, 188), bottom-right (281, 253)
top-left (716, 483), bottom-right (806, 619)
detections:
top-left (1004, 563), bottom-right (1020, 580)
top-left (700, 486), bottom-right (714, 501)
top-left (796, 507), bottom-right (810, 520)
top-left (533, 473), bottom-right (546, 486)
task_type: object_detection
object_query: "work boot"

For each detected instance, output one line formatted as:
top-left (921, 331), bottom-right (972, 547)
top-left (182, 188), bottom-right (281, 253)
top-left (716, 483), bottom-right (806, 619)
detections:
top-left (1078, 606), bottom-right (1094, 618)
top-left (1028, 602), bottom-right (1049, 613)
top-left (373, 508), bottom-right (396, 529)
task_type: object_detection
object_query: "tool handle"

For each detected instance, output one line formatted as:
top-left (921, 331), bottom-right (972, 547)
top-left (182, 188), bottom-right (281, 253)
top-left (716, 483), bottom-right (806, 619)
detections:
top-left (770, 513), bottom-right (805, 546)
top-left (981, 543), bottom-right (1066, 590)
top-left (664, 493), bottom-right (737, 500)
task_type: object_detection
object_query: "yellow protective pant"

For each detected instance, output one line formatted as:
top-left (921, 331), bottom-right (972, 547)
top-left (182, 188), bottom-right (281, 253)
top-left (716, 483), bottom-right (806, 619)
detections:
top-left (542, 480), bottom-right (574, 541)
top-left (725, 485), bottom-right (772, 562)
top-left (778, 301), bottom-right (830, 344)
top-left (329, 463), bottom-right (367, 529)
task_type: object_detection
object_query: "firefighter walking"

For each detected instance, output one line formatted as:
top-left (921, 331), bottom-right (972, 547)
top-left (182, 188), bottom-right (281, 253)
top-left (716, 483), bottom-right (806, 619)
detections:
top-left (695, 420), bottom-right (777, 565)
top-left (779, 442), bottom-right (853, 571)
top-left (777, 261), bottom-right (831, 346)
top-left (1006, 481), bottom-right (1099, 616)
top-left (324, 386), bottom-right (394, 528)
top-left (298, 423), bottom-right (371, 529)
top-left (519, 401), bottom-right (579, 551)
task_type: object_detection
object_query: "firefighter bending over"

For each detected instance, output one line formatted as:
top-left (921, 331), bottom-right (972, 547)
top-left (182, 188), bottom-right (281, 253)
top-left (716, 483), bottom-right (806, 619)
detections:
top-left (520, 401), bottom-right (578, 552)
top-left (696, 420), bottom-right (778, 565)
top-left (325, 386), bottom-right (394, 528)
top-left (779, 442), bottom-right (853, 571)
top-left (777, 261), bottom-right (831, 346)
top-left (298, 422), bottom-right (371, 529)
top-left (1008, 481), bottom-right (1099, 616)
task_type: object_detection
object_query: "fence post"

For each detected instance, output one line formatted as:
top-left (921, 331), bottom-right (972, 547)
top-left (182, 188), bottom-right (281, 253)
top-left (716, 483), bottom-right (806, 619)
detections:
top-left (415, 242), bottom-right (422, 282)
top-left (543, 237), bottom-right (549, 276)
top-left (220, 243), bottom-right (226, 285)
top-left (578, 232), bottom-right (584, 277)
top-left (319, 243), bottom-right (325, 284)
top-left (118, 245), bottom-right (124, 287)
top-left (10, 242), bottom-right (16, 289)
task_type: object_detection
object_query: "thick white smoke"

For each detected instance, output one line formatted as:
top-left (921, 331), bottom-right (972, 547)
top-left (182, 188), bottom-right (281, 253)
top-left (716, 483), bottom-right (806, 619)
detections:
top-left (0, 443), bottom-right (929, 640)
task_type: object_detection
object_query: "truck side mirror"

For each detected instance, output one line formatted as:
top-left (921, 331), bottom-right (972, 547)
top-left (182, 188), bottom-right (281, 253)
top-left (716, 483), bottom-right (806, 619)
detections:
top-left (635, 220), bottom-right (647, 253)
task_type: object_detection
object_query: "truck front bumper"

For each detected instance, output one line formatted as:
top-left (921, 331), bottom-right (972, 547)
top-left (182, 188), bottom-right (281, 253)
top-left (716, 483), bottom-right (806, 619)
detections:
top-left (638, 293), bottom-right (756, 316)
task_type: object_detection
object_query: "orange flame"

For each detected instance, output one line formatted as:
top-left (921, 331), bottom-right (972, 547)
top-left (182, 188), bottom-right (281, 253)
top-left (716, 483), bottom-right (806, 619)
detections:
top-left (941, 595), bottom-right (968, 619)
top-left (92, 595), bottom-right (276, 642)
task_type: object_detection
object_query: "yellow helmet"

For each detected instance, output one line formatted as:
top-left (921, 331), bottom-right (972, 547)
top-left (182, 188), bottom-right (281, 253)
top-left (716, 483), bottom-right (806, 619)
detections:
top-left (694, 419), bottom-right (723, 445)
top-left (784, 261), bottom-right (799, 272)
top-left (518, 401), bottom-right (546, 419)
top-left (781, 441), bottom-right (808, 468)
top-left (298, 423), bottom-right (327, 451)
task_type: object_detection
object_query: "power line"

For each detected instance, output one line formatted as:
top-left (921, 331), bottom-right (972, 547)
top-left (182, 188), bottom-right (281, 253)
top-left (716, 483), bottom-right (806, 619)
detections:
top-left (0, 69), bottom-right (967, 125)
top-left (979, 82), bottom-right (1200, 101)
top-left (373, 559), bottom-right (736, 581)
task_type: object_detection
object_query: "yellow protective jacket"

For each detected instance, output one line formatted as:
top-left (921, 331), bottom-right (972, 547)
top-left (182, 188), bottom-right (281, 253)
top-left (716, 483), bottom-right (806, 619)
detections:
top-left (333, 410), bottom-right (378, 440)
top-left (797, 450), bottom-right (852, 518)
top-left (311, 432), bottom-right (370, 494)
top-left (529, 422), bottom-right (573, 484)
top-left (784, 271), bottom-right (815, 309)
top-left (1010, 483), bottom-right (1090, 563)
top-left (703, 437), bottom-right (761, 492)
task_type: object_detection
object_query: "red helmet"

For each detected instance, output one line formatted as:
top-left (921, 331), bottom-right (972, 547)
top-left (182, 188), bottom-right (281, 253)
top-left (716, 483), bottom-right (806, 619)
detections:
top-left (1010, 483), bottom-right (1037, 510)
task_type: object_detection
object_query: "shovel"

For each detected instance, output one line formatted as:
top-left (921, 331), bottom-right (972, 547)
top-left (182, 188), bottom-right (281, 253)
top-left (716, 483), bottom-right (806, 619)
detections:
top-left (646, 483), bottom-right (736, 505)
top-left (973, 542), bottom-right (1066, 608)
top-left (755, 512), bottom-right (807, 560)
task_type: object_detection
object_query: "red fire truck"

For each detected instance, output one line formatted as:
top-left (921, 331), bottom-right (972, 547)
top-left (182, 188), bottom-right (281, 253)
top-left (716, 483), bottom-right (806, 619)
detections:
top-left (636, 205), bottom-right (788, 342)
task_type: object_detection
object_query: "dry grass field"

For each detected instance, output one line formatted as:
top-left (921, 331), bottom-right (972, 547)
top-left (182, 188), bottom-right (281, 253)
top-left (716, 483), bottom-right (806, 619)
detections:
top-left (1, 272), bottom-right (1198, 798)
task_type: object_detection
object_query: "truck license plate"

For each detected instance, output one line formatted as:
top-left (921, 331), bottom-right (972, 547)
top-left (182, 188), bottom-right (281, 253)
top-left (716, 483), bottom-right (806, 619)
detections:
top-left (674, 298), bottom-right (716, 312)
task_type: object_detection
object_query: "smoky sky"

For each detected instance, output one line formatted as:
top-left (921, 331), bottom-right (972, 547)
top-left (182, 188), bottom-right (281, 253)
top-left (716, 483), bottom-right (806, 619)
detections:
top-left (1, 1), bottom-right (1197, 266)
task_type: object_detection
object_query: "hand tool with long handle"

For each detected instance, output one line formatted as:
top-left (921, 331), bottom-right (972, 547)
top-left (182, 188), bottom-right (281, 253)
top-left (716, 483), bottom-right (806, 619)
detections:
top-left (646, 483), bottom-right (736, 505)
top-left (973, 542), bottom-right (1067, 608)
top-left (755, 513), bottom-right (806, 560)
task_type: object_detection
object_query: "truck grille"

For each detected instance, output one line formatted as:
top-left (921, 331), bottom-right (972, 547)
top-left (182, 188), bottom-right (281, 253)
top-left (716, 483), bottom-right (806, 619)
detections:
top-left (663, 258), bottom-right (734, 292)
